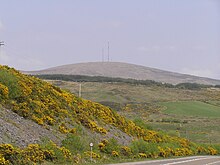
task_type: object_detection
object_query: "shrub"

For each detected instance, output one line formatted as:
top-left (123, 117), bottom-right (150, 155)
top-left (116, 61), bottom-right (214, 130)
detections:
top-left (138, 153), bottom-right (147, 158)
top-left (21, 144), bottom-right (45, 163)
top-left (98, 138), bottom-right (119, 154)
top-left (111, 151), bottom-right (119, 157)
top-left (130, 139), bottom-right (148, 154)
top-left (120, 146), bottom-right (132, 156)
top-left (62, 134), bottom-right (88, 154)
top-left (207, 147), bottom-right (218, 155)
top-left (84, 151), bottom-right (100, 159)
top-left (0, 83), bottom-right (8, 99)
top-left (0, 144), bottom-right (18, 161)
top-left (0, 154), bottom-right (9, 165)
top-left (0, 69), bottom-right (21, 99)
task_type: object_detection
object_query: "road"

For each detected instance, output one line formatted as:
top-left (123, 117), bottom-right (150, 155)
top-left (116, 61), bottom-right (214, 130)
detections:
top-left (107, 156), bottom-right (220, 165)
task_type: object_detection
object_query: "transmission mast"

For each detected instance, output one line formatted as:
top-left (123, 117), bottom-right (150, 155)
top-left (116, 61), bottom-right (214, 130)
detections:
top-left (102, 48), bottom-right (104, 62)
top-left (107, 41), bottom-right (110, 62)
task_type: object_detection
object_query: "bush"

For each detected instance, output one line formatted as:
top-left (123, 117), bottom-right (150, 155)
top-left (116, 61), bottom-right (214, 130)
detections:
top-left (133, 118), bottom-right (152, 130)
top-left (0, 69), bottom-right (21, 99)
top-left (130, 139), bottom-right (148, 154)
top-left (120, 146), bottom-right (132, 156)
top-left (0, 154), bottom-right (9, 165)
top-left (98, 138), bottom-right (119, 154)
top-left (62, 134), bottom-right (88, 154)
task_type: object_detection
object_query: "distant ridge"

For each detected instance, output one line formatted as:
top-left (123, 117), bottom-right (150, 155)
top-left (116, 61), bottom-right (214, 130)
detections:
top-left (24, 62), bottom-right (220, 85)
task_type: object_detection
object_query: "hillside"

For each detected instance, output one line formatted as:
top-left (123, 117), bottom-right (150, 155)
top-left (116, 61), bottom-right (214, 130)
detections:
top-left (0, 105), bottom-right (65, 147)
top-left (24, 62), bottom-right (220, 85)
top-left (0, 65), bottom-right (219, 164)
top-left (47, 80), bottom-right (220, 144)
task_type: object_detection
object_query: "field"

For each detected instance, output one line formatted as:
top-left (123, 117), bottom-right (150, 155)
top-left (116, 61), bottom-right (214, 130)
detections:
top-left (48, 80), bottom-right (220, 144)
top-left (161, 101), bottom-right (220, 118)
top-left (148, 101), bottom-right (220, 144)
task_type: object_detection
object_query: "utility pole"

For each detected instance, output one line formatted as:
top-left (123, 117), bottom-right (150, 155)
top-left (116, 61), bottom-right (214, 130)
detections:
top-left (0, 41), bottom-right (4, 58)
top-left (79, 83), bottom-right (82, 97)
top-left (0, 41), bottom-right (4, 47)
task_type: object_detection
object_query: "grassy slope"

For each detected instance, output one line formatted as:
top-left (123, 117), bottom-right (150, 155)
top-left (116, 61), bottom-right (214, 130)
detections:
top-left (47, 80), bottom-right (220, 144)
top-left (49, 81), bottom-right (219, 103)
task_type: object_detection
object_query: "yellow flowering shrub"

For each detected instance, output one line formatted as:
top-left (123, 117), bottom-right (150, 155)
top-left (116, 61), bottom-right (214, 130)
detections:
top-left (60, 147), bottom-right (71, 159)
top-left (0, 83), bottom-right (8, 98)
top-left (111, 151), bottom-right (119, 157)
top-left (0, 154), bottom-right (9, 165)
top-left (69, 128), bottom-right (77, 134)
top-left (73, 154), bottom-right (81, 164)
top-left (120, 146), bottom-right (132, 156)
top-left (21, 144), bottom-right (45, 163)
top-left (84, 151), bottom-right (100, 159)
top-left (0, 142), bottom-right (73, 164)
top-left (43, 116), bottom-right (55, 125)
top-left (98, 142), bottom-right (105, 151)
top-left (138, 153), bottom-right (147, 158)
top-left (207, 147), bottom-right (218, 155)
top-left (59, 123), bottom-right (69, 134)
top-left (197, 146), bottom-right (207, 154)
top-left (32, 115), bottom-right (44, 125)
top-left (0, 144), bottom-right (18, 160)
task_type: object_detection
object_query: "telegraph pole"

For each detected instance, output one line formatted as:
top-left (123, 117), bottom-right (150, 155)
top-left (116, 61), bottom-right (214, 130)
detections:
top-left (79, 83), bottom-right (82, 97)
top-left (0, 41), bottom-right (4, 49)
top-left (0, 41), bottom-right (4, 46)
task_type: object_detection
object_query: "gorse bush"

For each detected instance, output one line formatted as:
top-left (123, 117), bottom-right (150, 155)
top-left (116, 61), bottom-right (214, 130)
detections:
top-left (0, 143), bottom-right (71, 164)
top-left (98, 138), bottom-right (119, 154)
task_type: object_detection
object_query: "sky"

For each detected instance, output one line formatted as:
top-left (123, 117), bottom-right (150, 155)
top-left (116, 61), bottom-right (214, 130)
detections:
top-left (0, 0), bottom-right (220, 79)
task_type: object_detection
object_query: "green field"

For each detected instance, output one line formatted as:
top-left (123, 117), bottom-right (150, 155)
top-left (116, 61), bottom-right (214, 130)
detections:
top-left (161, 101), bottom-right (220, 118)
top-left (48, 80), bottom-right (220, 144)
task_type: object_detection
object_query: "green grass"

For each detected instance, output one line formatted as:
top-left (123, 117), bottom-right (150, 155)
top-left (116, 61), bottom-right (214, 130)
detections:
top-left (161, 101), bottom-right (220, 118)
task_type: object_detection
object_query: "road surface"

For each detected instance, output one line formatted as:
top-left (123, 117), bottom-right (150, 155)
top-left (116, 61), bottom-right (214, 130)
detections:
top-left (107, 156), bottom-right (220, 165)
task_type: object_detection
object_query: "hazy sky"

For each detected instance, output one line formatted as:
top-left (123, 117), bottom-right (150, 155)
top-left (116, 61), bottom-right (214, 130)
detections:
top-left (0, 0), bottom-right (220, 79)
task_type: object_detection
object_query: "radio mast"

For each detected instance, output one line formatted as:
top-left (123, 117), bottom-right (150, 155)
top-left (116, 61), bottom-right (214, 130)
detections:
top-left (102, 48), bottom-right (104, 62)
top-left (107, 41), bottom-right (110, 62)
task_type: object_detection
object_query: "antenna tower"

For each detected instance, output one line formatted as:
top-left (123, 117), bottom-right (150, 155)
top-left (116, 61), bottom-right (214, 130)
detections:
top-left (107, 41), bottom-right (110, 62)
top-left (102, 48), bottom-right (104, 62)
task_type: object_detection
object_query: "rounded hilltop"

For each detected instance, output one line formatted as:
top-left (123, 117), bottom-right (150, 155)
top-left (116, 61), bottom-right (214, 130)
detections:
top-left (25, 62), bottom-right (220, 85)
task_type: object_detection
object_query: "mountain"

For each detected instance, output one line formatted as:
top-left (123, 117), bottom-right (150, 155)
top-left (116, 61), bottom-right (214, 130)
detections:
top-left (24, 62), bottom-right (220, 85)
top-left (0, 65), bottom-right (219, 164)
